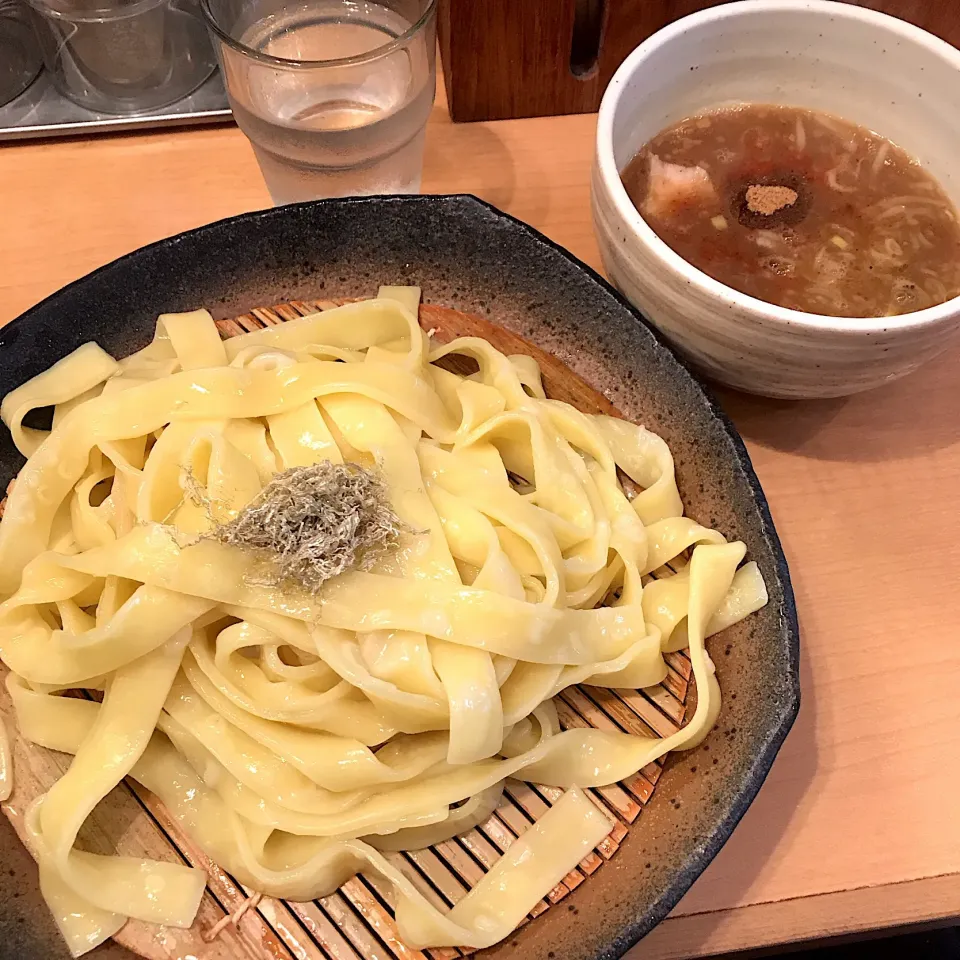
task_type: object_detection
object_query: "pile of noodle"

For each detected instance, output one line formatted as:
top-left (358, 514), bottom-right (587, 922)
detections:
top-left (0, 287), bottom-right (767, 955)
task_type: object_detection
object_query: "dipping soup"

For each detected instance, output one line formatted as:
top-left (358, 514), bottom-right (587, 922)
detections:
top-left (621, 104), bottom-right (960, 317)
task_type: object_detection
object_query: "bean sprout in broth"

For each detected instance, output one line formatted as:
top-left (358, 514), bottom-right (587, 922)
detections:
top-left (621, 104), bottom-right (960, 318)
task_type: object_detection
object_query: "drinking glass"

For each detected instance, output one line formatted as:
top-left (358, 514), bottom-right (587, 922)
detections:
top-left (0, 0), bottom-right (42, 107)
top-left (201, 0), bottom-right (437, 205)
top-left (27, 0), bottom-right (215, 114)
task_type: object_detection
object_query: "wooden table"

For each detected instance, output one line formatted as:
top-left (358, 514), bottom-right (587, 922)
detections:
top-left (1, 93), bottom-right (959, 960)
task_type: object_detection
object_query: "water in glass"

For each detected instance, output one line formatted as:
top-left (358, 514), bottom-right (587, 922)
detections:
top-left (226, 0), bottom-right (435, 204)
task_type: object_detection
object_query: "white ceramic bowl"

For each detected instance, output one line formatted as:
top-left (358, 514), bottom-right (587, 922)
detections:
top-left (591, 0), bottom-right (960, 399)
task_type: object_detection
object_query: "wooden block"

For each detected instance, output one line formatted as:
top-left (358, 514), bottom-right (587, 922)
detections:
top-left (438, 0), bottom-right (960, 122)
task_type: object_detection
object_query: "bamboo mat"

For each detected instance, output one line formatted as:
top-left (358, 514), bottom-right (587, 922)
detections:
top-left (0, 299), bottom-right (695, 960)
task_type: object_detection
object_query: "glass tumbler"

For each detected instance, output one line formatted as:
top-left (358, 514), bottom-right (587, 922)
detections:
top-left (26, 0), bottom-right (216, 114)
top-left (0, 0), bottom-right (43, 106)
top-left (201, 0), bottom-right (437, 205)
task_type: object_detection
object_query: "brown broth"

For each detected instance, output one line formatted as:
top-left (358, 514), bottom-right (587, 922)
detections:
top-left (621, 104), bottom-right (960, 317)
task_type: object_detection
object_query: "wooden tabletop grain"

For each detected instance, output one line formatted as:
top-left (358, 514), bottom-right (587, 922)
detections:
top-left (0, 91), bottom-right (958, 960)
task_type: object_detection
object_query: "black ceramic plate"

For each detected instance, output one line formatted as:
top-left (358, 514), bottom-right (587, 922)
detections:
top-left (0, 195), bottom-right (799, 960)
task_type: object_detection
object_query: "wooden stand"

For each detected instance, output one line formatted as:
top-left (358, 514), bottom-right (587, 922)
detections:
top-left (438, 0), bottom-right (960, 122)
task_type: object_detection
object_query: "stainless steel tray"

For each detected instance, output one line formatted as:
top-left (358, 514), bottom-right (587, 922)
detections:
top-left (0, 68), bottom-right (232, 140)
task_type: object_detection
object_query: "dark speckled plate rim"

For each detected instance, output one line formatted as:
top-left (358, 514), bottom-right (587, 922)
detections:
top-left (0, 194), bottom-right (799, 959)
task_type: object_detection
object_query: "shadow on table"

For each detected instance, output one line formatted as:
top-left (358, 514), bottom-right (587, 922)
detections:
top-left (712, 344), bottom-right (960, 463)
top-left (709, 924), bottom-right (960, 958)
top-left (422, 119), bottom-right (538, 220)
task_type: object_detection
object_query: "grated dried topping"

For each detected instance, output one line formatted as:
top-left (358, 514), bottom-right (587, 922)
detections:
top-left (207, 461), bottom-right (405, 593)
top-left (745, 184), bottom-right (798, 216)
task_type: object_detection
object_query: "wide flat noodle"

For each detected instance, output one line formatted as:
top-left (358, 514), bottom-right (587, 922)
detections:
top-left (0, 292), bottom-right (769, 955)
top-left (0, 714), bottom-right (10, 802)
